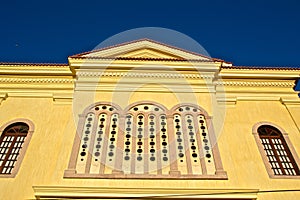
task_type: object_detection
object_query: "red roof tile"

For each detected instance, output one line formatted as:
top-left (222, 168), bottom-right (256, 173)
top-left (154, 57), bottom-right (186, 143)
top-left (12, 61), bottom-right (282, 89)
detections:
top-left (0, 62), bottom-right (68, 67)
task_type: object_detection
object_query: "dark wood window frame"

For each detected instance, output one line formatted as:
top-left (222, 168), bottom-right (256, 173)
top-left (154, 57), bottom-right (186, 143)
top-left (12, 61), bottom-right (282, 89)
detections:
top-left (253, 122), bottom-right (300, 178)
top-left (0, 119), bottom-right (34, 178)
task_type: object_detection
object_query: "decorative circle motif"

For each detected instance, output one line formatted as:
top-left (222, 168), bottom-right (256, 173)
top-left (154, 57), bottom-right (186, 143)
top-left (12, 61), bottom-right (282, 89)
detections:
top-left (78, 103), bottom-right (217, 175)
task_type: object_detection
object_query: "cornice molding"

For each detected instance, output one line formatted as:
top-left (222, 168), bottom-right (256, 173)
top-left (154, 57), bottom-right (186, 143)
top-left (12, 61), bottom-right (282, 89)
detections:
top-left (74, 84), bottom-right (215, 93)
top-left (53, 93), bottom-right (73, 104)
top-left (221, 66), bottom-right (300, 71)
top-left (280, 97), bottom-right (300, 105)
top-left (0, 78), bottom-right (73, 84)
top-left (0, 92), bottom-right (73, 104)
top-left (216, 97), bottom-right (237, 106)
top-left (216, 94), bottom-right (300, 106)
top-left (77, 71), bottom-right (215, 79)
top-left (216, 81), bottom-right (295, 87)
top-left (69, 61), bottom-right (220, 73)
top-left (0, 64), bottom-right (72, 76)
top-left (219, 68), bottom-right (300, 80)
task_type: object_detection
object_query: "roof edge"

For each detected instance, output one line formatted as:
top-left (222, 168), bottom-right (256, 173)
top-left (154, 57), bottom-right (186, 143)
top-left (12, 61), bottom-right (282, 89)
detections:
top-left (221, 65), bottom-right (300, 71)
top-left (68, 56), bottom-right (220, 62)
top-left (69, 38), bottom-right (225, 62)
top-left (0, 62), bottom-right (68, 67)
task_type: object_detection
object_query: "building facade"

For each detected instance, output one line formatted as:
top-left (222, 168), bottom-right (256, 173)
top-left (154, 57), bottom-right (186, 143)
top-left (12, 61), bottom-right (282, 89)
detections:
top-left (0, 39), bottom-right (299, 199)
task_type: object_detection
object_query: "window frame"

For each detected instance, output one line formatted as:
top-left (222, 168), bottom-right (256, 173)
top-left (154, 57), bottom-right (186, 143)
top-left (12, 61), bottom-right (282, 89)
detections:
top-left (253, 122), bottom-right (300, 179)
top-left (0, 119), bottom-right (34, 178)
top-left (65, 101), bottom-right (227, 179)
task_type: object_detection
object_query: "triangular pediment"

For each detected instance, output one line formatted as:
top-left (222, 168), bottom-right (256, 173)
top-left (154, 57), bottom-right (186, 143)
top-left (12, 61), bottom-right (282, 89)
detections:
top-left (119, 48), bottom-right (183, 59)
top-left (70, 39), bottom-right (213, 61)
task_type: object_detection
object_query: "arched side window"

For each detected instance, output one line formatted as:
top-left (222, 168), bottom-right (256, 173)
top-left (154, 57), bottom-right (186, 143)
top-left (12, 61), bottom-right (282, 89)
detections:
top-left (170, 104), bottom-right (222, 176)
top-left (65, 102), bottom-right (227, 179)
top-left (0, 119), bottom-right (34, 177)
top-left (253, 122), bottom-right (300, 178)
top-left (75, 103), bottom-right (122, 174)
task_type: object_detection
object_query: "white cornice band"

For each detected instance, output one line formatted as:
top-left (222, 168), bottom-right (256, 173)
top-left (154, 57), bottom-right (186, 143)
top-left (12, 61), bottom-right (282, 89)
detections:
top-left (216, 81), bottom-right (295, 87)
top-left (76, 71), bottom-right (215, 79)
top-left (0, 78), bottom-right (73, 84)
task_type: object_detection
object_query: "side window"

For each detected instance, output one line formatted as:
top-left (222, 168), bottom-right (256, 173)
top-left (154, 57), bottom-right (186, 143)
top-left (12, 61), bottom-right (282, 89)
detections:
top-left (171, 105), bottom-right (217, 175)
top-left (253, 123), bottom-right (300, 178)
top-left (0, 119), bottom-right (34, 177)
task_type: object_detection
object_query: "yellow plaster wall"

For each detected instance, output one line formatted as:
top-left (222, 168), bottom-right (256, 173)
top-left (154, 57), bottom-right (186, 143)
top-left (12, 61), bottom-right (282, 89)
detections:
top-left (284, 105), bottom-right (300, 133)
top-left (0, 90), bottom-right (299, 199)
top-left (0, 48), bottom-right (299, 199)
top-left (219, 101), bottom-right (300, 188)
top-left (0, 97), bottom-right (73, 199)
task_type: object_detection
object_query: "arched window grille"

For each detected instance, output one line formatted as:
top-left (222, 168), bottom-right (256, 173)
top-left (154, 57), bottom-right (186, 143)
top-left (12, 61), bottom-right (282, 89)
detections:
top-left (0, 120), bottom-right (34, 177)
top-left (75, 103), bottom-right (121, 174)
top-left (172, 105), bottom-right (216, 176)
top-left (65, 102), bottom-right (227, 179)
top-left (123, 103), bottom-right (168, 175)
top-left (257, 125), bottom-right (300, 176)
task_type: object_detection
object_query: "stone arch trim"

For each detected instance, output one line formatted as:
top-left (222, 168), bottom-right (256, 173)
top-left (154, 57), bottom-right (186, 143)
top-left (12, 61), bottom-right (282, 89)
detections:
top-left (252, 121), bottom-right (287, 136)
top-left (252, 121), bottom-right (300, 178)
top-left (170, 103), bottom-right (210, 117)
top-left (81, 101), bottom-right (123, 116)
top-left (125, 100), bottom-right (168, 112)
top-left (0, 118), bottom-right (34, 178)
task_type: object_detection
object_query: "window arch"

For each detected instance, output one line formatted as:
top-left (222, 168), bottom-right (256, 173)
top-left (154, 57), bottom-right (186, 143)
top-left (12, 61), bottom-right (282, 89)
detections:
top-left (75, 102), bottom-right (122, 174)
top-left (122, 102), bottom-right (169, 175)
top-left (170, 104), bottom-right (217, 176)
top-left (0, 119), bottom-right (34, 177)
top-left (65, 101), bottom-right (227, 179)
top-left (253, 122), bottom-right (300, 178)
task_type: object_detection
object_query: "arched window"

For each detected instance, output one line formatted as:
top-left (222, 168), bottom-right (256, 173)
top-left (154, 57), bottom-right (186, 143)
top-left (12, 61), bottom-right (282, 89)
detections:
top-left (65, 102), bottom-right (227, 179)
top-left (122, 102), bottom-right (169, 175)
top-left (171, 104), bottom-right (217, 176)
top-left (0, 119), bottom-right (34, 177)
top-left (75, 103), bottom-right (122, 174)
top-left (253, 123), bottom-right (300, 177)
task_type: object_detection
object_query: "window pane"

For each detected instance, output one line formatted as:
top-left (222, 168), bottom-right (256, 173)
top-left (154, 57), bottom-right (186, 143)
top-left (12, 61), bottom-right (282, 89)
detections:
top-left (258, 125), bottom-right (299, 176)
top-left (0, 122), bottom-right (29, 174)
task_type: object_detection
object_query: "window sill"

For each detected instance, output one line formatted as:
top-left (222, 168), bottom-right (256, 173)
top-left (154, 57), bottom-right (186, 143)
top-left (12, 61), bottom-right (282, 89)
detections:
top-left (63, 169), bottom-right (228, 180)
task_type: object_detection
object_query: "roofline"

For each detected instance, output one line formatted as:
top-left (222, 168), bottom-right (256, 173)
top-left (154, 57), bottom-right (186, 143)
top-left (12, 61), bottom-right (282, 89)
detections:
top-left (69, 38), bottom-right (225, 62)
top-left (0, 62), bottom-right (299, 71)
top-left (0, 62), bottom-right (68, 67)
top-left (221, 65), bottom-right (300, 71)
top-left (68, 56), bottom-right (219, 63)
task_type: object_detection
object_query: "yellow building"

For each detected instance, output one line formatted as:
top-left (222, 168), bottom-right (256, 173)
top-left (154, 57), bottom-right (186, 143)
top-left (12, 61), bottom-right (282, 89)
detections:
top-left (0, 39), bottom-right (299, 199)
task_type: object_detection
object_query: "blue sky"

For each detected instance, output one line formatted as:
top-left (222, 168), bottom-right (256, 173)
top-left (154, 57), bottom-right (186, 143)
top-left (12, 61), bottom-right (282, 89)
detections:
top-left (0, 0), bottom-right (300, 67)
